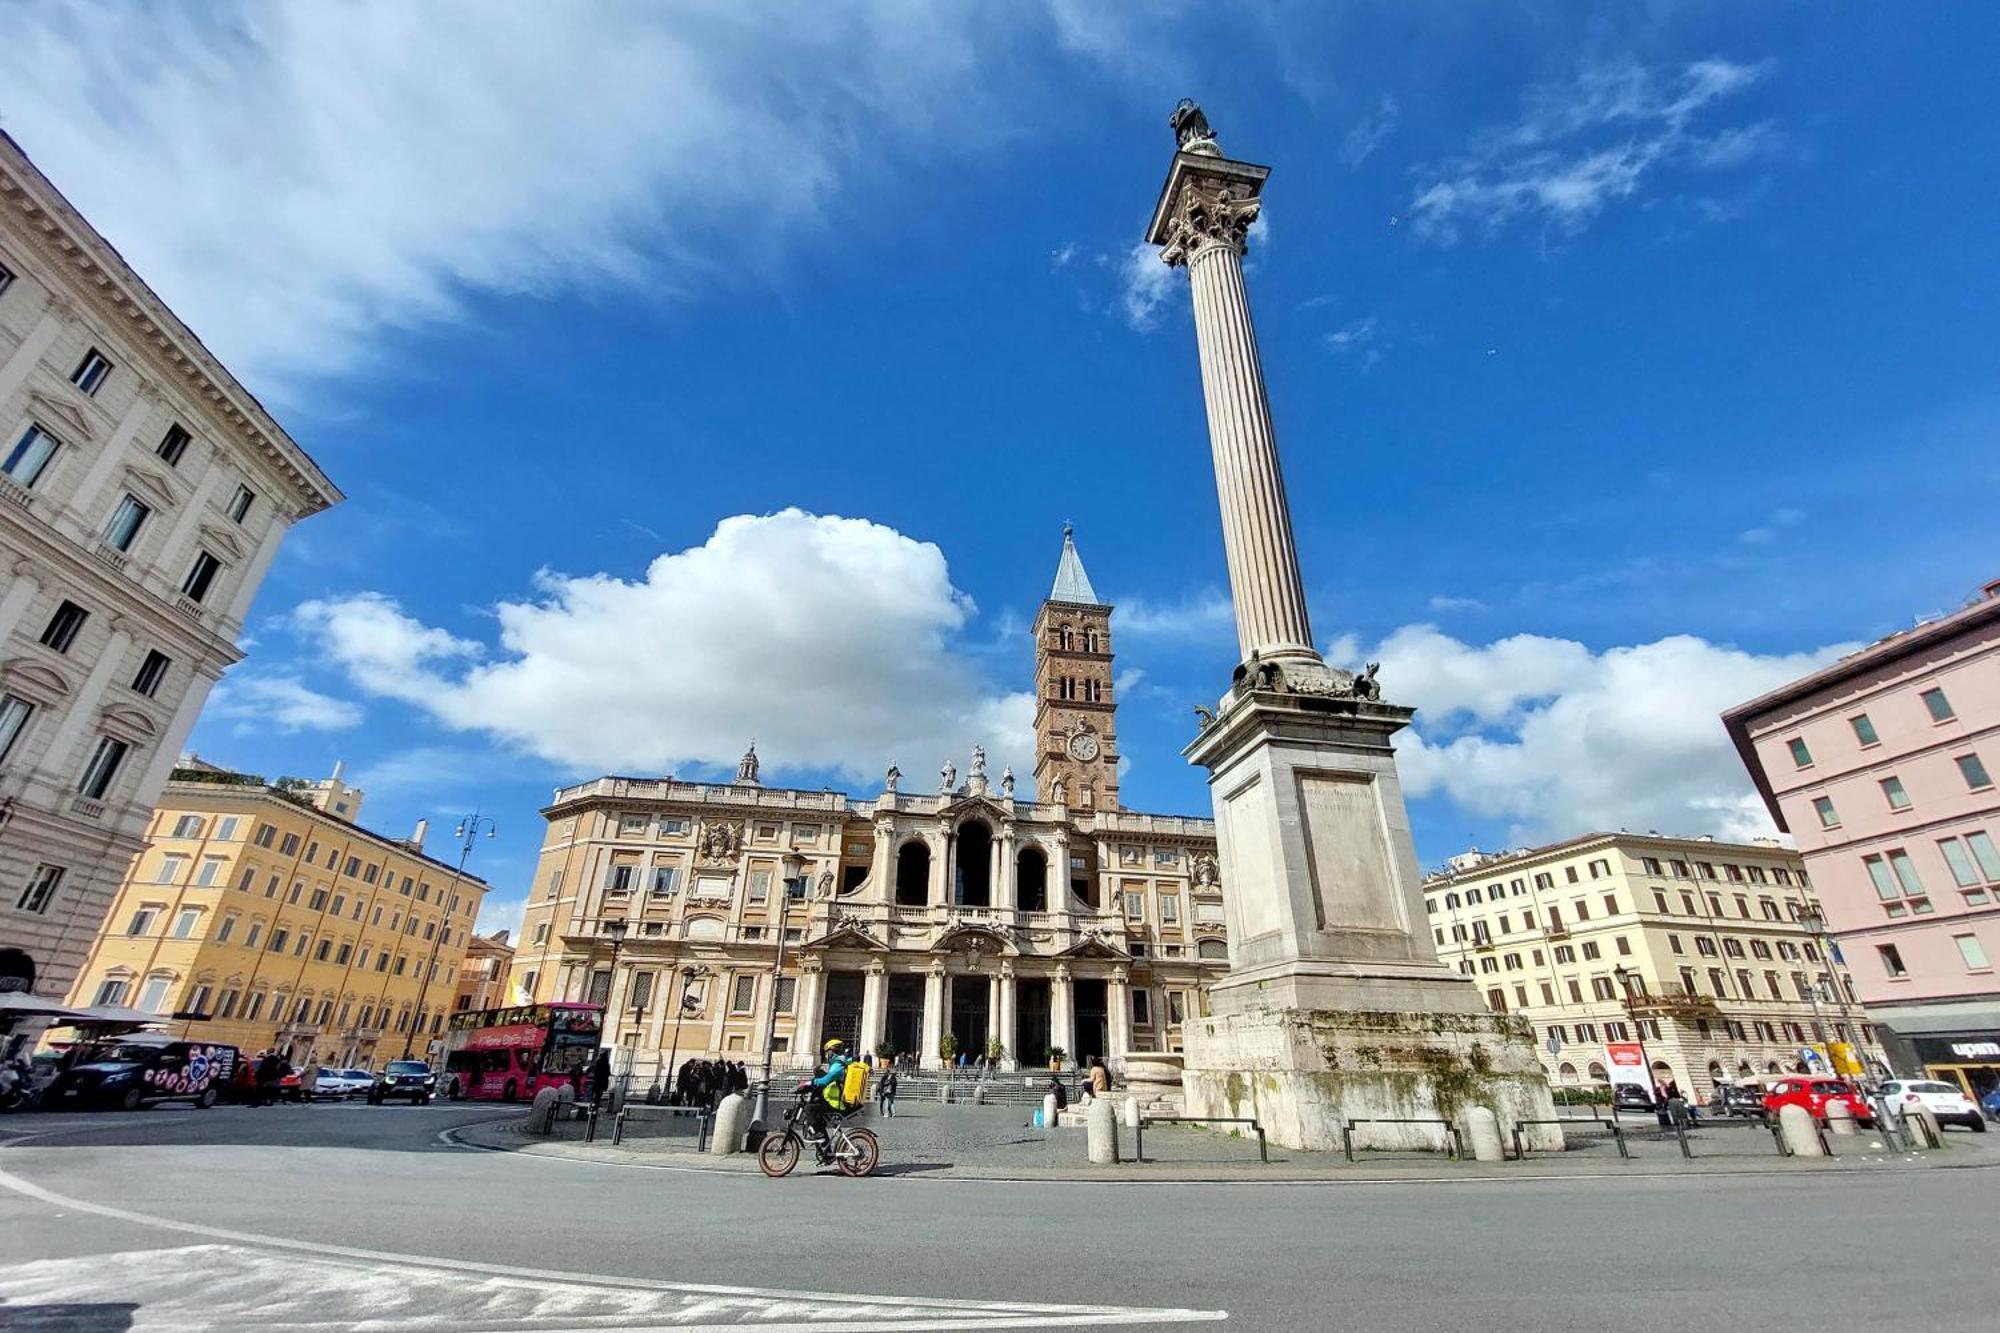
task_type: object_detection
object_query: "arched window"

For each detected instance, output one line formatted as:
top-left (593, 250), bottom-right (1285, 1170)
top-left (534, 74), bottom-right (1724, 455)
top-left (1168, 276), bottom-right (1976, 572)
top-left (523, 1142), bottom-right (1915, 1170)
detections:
top-left (1587, 1061), bottom-right (1609, 1082)
top-left (1058, 626), bottom-right (1074, 650)
top-left (956, 820), bottom-right (993, 908)
top-left (1558, 1061), bottom-right (1579, 1081)
top-left (895, 842), bottom-right (931, 906)
top-left (1017, 846), bottom-right (1048, 913)
top-left (1085, 628), bottom-right (1101, 653)
top-left (1197, 938), bottom-right (1229, 960)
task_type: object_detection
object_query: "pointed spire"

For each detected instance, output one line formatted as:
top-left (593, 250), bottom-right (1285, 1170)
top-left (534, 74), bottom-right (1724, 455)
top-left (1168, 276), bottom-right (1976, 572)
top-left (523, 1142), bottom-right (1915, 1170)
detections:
top-left (1049, 522), bottom-right (1104, 606)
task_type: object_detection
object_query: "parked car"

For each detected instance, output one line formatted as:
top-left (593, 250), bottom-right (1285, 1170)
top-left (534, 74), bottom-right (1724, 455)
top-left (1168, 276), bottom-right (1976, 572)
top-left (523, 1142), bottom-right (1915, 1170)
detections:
top-left (313, 1068), bottom-right (374, 1100)
top-left (278, 1065), bottom-right (304, 1102)
top-left (45, 1038), bottom-right (243, 1112)
top-left (1761, 1076), bottom-right (1874, 1126)
top-left (368, 1060), bottom-right (433, 1105)
top-left (1709, 1084), bottom-right (1767, 1118)
top-left (1611, 1084), bottom-right (1658, 1114)
top-left (1879, 1079), bottom-right (1987, 1132)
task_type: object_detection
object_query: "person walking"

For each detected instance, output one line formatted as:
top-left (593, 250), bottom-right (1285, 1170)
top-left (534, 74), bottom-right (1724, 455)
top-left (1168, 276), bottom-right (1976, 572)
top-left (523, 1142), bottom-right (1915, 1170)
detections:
top-left (299, 1061), bottom-right (321, 1102)
top-left (590, 1048), bottom-right (613, 1106)
top-left (878, 1067), bottom-right (898, 1118)
top-left (254, 1050), bottom-right (283, 1107)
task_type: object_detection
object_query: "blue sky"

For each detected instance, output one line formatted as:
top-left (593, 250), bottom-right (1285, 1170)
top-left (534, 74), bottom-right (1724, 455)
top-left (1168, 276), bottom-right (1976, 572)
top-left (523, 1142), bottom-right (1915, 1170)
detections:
top-left (6, 4), bottom-right (1997, 935)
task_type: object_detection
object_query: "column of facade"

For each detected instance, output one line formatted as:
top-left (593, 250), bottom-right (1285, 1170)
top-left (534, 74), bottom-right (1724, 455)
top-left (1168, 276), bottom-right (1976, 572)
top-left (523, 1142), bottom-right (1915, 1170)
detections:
top-left (997, 824), bottom-right (1016, 914)
top-left (1107, 965), bottom-right (1131, 1070)
top-left (221, 506), bottom-right (291, 633)
top-left (1051, 963), bottom-right (1075, 1066)
top-left (859, 960), bottom-right (888, 1058)
top-left (937, 829), bottom-right (955, 907)
top-left (920, 963), bottom-right (945, 1069)
top-left (32, 619), bottom-right (132, 792)
top-left (985, 972), bottom-right (1002, 1055)
top-left (869, 819), bottom-right (896, 905)
top-left (987, 836), bottom-right (1001, 911)
top-left (793, 959), bottom-right (825, 1062)
top-left (0, 561), bottom-right (43, 645)
top-left (997, 961), bottom-right (1017, 1069)
top-left (62, 391), bottom-right (160, 531)
top-left (0, 300), bottom-right (69, 406)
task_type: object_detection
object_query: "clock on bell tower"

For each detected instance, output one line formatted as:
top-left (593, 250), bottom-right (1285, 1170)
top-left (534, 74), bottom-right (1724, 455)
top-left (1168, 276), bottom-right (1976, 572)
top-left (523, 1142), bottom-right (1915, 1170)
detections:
top-left (1032, 524), bottom-right (1119, 810)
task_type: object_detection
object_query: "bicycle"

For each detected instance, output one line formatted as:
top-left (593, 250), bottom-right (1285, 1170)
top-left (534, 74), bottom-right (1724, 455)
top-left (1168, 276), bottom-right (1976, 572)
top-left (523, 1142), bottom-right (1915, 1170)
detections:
top-left (758, 1082), bottom-right (880, 1178)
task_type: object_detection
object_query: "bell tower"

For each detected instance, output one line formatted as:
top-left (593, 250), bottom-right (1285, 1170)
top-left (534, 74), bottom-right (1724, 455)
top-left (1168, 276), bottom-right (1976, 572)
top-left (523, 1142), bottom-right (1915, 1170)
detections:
top-left (1032, 525), bottom-right (1119, 809)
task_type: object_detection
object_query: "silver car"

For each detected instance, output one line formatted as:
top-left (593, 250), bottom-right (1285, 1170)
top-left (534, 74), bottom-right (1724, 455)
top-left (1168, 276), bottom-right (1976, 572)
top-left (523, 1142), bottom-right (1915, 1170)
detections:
top-left (312, 1068), bottom-right (374, 1101)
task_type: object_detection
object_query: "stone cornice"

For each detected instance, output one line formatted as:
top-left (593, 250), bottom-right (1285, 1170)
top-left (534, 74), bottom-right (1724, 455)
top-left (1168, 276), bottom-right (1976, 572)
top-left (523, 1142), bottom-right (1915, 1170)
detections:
top-left (0, 132), bottom-right (342, 517)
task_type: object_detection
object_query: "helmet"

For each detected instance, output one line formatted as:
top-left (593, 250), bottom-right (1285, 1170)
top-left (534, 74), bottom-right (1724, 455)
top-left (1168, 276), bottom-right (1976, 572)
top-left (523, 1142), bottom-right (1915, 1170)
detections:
top-left (822, 1038), bottom-right (845, 1054)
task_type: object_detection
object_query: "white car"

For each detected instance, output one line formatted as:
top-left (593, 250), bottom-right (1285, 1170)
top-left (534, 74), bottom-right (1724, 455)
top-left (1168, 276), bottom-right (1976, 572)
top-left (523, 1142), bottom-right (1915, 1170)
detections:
top-left (312, 1068), bottom-right (374, 1101)
top-left (1879, 1079), bottom-right (1987, 1132)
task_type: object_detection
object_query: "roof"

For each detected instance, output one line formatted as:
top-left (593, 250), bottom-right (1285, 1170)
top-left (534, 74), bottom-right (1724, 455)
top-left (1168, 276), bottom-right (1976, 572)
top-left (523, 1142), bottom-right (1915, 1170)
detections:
top-left (1721, 578), bottom-right (2000, 831)
top-left (1048, 524), bottom-right (1104, 606)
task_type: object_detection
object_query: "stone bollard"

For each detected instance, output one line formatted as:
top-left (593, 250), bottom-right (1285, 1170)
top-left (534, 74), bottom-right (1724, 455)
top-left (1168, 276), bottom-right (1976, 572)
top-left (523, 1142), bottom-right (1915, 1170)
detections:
top-left (709, 1092), bottom-right (750, 1155)
top-left (1905, 1105), bottom-right (1943, 1149)
top-left (974, 1084), bottom-right (989, 1106)
top-left (1041, 1093), bottom-right (1058, 1130)
top-left (1465, 1106), bottom-right (1504, 1162)
top-left (1777, 1104), bottom-right (1825, 1157)
top-left (1825, 1100), bottom-right (1857, 1136)
top-left (526, 1086), bottom-right (561, 1135)
top-left (1086, 1095), bottom-right (1119, 1164)
top-left (1123, 1095), bottom-right (1140, 1130)
top-left (939, 1081), bottom-right (955, 1105)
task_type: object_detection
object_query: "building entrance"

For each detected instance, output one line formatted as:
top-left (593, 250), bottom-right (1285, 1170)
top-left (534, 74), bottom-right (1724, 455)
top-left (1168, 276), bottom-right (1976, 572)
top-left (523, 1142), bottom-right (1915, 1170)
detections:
top-left (1014, 977), bottom-right (1052, 1066)
top-left (1072, 978), bottom-right (1108, 1064)
top-left (885, 974), bottom-right (925, 1061)
top-left (949, 975), bottom-right (988, 1061)
top-left (822, 972), bottom-right (864, 1055)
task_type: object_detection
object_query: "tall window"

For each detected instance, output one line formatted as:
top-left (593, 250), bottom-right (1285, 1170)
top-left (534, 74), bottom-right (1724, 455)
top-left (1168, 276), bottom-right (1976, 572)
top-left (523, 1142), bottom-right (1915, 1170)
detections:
top-left (126, 905), bottom-right (159, 935)
top-left (101, 494), bottom-right (151, 551)
top-left (1786, 737), bottom-right (1812, 768)
top-left (171, 908), bottom-right (201, 938)
top-left (1957, 753), bottom-right (1993, 791)
top-left (2, 425), bottom-right (59, 487)
top-left (1850, 714), bottom-right (1879, 746)
top-left (0, 260), bottom-right (12, 296)
top-left (131, 650), bottom-right (171, 698)
top-left (0, 693), bottom-right (35, 762)
top-left (1879, 776), bottom-right (1912, 810)
top-left (77, 735), bottom-right (129, 800)
top-left (93, 978), bottom-right (131, 1006)
top-left (226, 483), bottom-right (255, 524)
top-left (16, 864), bottom-right (63, 914)
top-left (1955, 934), bottom-right (1991, 971)
top-left (1877, 943), bottom-right (1908, 978)
top-left (71, 347), bottom-right (113, 395)
top-left (1920, 687), bottom-right (1956, 722)
top-left (180, 550), bottom-right (222, 603)
top-left (40, 600), bottom-right (88, 653)
top-left (156, 423), bottom-right (190, 466)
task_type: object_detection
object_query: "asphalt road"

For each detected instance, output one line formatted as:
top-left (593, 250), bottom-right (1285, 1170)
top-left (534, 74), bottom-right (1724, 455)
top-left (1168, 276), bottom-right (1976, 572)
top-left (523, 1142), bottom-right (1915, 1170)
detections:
top-left (1, 1102), bottom-right (1996, 1331)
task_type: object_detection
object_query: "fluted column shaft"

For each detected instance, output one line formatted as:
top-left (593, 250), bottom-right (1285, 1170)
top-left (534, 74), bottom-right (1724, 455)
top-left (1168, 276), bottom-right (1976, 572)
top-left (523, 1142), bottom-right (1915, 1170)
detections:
top-left (1185, 241), bottom-right (1316, 662)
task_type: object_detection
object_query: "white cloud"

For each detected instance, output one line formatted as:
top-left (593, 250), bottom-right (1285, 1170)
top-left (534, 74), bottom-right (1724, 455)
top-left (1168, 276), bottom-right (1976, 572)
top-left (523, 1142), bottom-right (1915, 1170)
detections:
top-left (0, 3), bottom-right (1099, 395)
top-left (1328, 624), bottom-right (1853, 844)
top-left (1339, 94), bottom-right (1401, 168)
top-left (1409, 57), bottom-right (1776, 244)
top-left (1050, 242), bottom-right (1080, 269)
top-left (1118, 242), bottom-right (1180, 331)
top-left (1736, 505), bottom-right (1806, 546)
top-left (206, 675), bottom-right (363, 734)
top-left (1427, 595), bottom-right (1488, 614)
top-left (294, 510), bottom-right (1033, 785)
top-left (1117, 591), bottom-right (1235, 637)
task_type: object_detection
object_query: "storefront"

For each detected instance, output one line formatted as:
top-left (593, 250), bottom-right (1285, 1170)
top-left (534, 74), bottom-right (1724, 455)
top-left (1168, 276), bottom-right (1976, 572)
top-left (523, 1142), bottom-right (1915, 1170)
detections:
top-left (1907, 1033), bottom-right (2000, 1099)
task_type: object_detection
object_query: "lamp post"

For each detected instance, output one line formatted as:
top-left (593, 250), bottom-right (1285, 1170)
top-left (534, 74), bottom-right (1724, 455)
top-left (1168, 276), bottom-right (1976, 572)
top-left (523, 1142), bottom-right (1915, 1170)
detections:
top-left (400, 813), bottom-right (494, 1059)
top-left (1612, 964), bottom-right (1662, 1116)
top-left (1797, 902), bottom-right (1876, 1080)
top-left (598, 918), bottom-right (629, 1035)
top-left (663, 963), bottom-right (705, 1104)
top-left (752, 851), bottom-right (809, 1131)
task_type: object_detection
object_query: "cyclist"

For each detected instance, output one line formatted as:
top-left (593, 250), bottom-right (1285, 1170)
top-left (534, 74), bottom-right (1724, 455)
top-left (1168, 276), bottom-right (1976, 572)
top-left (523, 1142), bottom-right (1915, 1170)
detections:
top-left (801, 1038), bottom-right (853, 1161)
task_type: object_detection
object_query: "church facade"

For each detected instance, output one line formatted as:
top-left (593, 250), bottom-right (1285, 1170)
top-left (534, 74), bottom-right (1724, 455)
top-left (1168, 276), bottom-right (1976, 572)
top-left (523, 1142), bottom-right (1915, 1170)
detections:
top-left (510, 531), bottom-right (1227, 1078)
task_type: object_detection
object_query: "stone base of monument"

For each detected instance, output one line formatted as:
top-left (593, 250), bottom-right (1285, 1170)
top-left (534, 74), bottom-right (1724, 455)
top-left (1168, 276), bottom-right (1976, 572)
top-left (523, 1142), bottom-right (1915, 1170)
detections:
top-left (1181, 1004), bottom-right (1560, 1154)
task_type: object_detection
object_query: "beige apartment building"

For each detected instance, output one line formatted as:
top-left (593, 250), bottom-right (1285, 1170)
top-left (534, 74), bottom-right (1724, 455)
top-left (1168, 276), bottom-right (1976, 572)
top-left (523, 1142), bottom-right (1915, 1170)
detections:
top-left (1424, 833), bottom-right (1880, 1094)
top-left (0, 132), bottom-right (341, 1022)
top-left (513, 532), bottom-right (1229, 1083)
top-left (65, 761), bottom-right (488, 1068)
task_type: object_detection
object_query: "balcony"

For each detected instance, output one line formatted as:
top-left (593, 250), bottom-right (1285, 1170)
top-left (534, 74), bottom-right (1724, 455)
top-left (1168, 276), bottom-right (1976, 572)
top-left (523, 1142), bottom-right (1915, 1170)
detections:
top-left (172, 595), bottom-right (205, 625)
top-left (1625, 989), bottom-right (1722, 1021)
top-left (0, 476), bottom-right (32, 510)
top-left (90, 542), bottom-right (130, 574)
top-left (69, 796), bottom-right (105, 820)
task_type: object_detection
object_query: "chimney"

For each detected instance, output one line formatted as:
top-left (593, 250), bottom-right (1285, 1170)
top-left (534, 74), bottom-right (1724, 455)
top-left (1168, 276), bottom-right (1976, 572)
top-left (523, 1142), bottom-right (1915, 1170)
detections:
top-left (411, 818), bottom-right (429, 852)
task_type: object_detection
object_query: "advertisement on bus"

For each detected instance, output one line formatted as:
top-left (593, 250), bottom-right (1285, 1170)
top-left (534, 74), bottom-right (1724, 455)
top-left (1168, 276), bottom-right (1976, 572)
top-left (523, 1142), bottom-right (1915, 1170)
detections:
top-left (439, 1002), bottom-right (603, 1101)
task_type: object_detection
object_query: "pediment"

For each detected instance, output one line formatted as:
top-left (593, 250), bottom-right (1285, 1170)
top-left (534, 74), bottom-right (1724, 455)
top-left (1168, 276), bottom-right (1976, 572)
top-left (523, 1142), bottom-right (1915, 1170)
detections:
top-left (939, 791), bottom-right (1012, 825)
top-left (932, 922), bottom-right (1018, 957)
top-left (0, 656), bottom-right (74, 705)
top-left (98, 702), bottom-right (160, 742)
top-left (121, 462), bottom-right (180, 510)
top-left (1057, 930), bottom-right (1130, 961)
top-left (198, 521), bottom-right (246, 562)
top-left (27, 390), bottom-right (93, 443)
top-left (809, 924), bottom-right (890, 953)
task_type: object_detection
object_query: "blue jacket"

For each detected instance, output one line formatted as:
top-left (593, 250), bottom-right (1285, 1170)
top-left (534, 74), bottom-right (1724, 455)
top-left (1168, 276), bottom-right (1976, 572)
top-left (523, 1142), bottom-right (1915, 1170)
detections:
top-left (813, 1053), bottom-right (851, 1094)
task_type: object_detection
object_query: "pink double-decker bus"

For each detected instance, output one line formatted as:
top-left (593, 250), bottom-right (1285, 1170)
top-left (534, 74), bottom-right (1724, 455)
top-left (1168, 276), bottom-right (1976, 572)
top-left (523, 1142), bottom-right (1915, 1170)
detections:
top-left (440, 1001), bottom-right (603, 1101)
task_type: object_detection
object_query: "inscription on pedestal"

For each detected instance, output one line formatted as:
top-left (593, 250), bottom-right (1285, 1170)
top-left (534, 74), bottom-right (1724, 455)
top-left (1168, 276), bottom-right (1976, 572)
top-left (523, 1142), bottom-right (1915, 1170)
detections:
top-left (1218, 774), bottom-right (1280, 945)
top-left (1295, 770), bottom-right (1404, 934)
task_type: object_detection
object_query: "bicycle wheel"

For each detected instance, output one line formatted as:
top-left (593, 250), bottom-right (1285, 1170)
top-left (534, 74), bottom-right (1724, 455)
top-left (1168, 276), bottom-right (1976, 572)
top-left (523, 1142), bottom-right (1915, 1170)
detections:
top-left (757, 1130), bottom-right (801, 1178)
top-left (835, 1127), bottom-right (880, 1177)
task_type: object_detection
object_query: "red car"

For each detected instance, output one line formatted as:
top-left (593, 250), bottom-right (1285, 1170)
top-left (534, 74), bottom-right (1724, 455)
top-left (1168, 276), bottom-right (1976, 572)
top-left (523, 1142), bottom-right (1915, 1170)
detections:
top-left (1761, 1076), bottom-right (1875, 1126)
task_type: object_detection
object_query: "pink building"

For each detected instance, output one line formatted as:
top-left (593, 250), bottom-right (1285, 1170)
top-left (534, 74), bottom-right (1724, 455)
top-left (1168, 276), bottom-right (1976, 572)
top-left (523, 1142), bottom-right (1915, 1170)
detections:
top-left (1724, 578), bottom-right (2000, 1098)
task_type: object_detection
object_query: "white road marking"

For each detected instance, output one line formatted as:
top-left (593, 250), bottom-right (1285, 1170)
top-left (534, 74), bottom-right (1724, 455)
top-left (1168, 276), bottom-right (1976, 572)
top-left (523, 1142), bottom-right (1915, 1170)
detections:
top-left (0, 1168), bottom-right (1224, 1330)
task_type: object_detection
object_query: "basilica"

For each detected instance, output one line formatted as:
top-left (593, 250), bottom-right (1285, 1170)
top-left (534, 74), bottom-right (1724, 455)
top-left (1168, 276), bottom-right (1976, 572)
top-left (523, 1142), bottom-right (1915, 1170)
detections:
top-left (511, 529), bottom-right (1227, 1079)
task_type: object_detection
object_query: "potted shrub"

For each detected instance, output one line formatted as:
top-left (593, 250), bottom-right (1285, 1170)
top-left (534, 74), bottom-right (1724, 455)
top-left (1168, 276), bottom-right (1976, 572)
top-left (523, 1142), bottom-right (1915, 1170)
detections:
top-left (939, 1032), bottom-right (959, 1065)
top-left (876, 1038), bottom-right (897, 1068)
top-left (984, 1038), bottom-right (1005, 1067)
top-left (1046, 1045), bottom-right (1066, 1071)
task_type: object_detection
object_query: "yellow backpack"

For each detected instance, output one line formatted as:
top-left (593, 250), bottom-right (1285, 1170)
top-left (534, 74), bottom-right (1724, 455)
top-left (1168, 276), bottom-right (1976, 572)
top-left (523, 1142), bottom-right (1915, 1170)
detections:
top-left (825, 1059), bottom-right (867, 1109)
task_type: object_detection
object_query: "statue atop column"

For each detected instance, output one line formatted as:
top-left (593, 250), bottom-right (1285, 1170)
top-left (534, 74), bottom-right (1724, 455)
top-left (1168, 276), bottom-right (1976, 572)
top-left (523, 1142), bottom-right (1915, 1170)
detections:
top-left (939, 757), bottom-right (957, 793)
top-left (970, 744), bottom-right (987, 783)
top-left (884, 763), bottom-right (900, 793)
top-left (1170, 98), bottom-right (1220, 156)
top-left (1000, 767), bottom-right (1015, 799)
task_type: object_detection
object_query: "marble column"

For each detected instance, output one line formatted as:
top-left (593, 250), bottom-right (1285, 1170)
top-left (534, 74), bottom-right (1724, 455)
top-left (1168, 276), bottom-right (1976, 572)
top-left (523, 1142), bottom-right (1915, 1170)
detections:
top-left (1107, 966), bottom-right (1131, 1069)
top-left (921, 964), bottom-right (945, 1070)
top-left (1050, 963), bottom-right (1075, 1066)
top-left (793, 961), bottom-right (825, 1062)
top-left (997, 962), bottom-right (1017, 1070)
top-left (859, 961), bottom-right (888, 1059)
top-left (985, 973), bottom-right (1001, 1054)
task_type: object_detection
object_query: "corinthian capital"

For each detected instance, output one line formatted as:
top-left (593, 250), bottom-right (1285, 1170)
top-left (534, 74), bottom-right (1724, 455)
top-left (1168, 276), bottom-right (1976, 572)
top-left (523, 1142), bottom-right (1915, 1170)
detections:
top-left (1159, 182), bottom-right (1262, 268)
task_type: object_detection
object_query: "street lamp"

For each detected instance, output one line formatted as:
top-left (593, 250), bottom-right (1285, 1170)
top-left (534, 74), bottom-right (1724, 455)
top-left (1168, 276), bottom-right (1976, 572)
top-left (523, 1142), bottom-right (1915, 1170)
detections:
top-left (663, 963), bottom-right (706, 1104)
top-left (400, 813), bottom-right (494, 1059)
top-left (752, 851), bottom-right (810, 1132)
top-left (1796, 903), bottom-right (1875, 1079)
top-left (1612, 964), bottom-right (1662, 1115)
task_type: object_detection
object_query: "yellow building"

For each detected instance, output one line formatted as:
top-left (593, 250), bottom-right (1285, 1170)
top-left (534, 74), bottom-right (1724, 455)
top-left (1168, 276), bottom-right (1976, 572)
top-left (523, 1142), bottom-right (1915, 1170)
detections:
top-left (65, 760), bottom-right (489, 1068)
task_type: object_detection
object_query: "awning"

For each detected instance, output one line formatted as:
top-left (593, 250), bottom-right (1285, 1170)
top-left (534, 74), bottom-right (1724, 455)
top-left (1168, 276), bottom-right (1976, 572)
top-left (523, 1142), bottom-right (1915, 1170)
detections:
top-left (0, 992), bottom-right (92, 1022)
top-left (41, 1004), bottom-right (168, 1031)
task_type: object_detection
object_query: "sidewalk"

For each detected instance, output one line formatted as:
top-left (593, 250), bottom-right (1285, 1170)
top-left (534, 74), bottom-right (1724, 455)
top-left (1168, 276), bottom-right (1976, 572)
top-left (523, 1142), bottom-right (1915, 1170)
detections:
top-left (449, 1102), bottom-right (2000, 1184)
